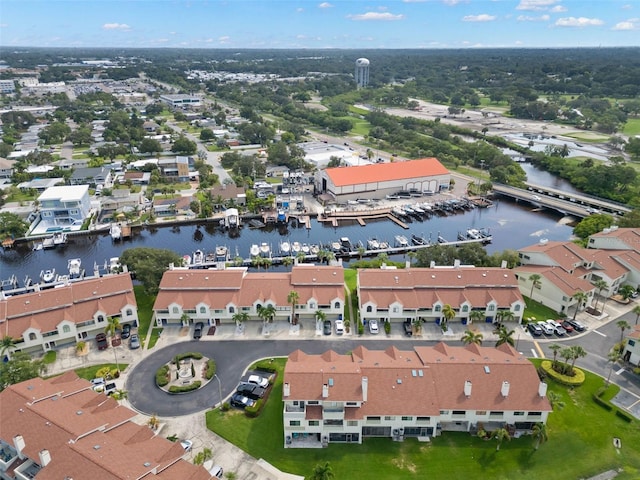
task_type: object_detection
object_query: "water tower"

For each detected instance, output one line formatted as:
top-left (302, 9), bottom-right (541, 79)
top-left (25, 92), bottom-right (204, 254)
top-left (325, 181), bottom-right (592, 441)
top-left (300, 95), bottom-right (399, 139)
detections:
top-left (355, 58), bottom-right (370, 88)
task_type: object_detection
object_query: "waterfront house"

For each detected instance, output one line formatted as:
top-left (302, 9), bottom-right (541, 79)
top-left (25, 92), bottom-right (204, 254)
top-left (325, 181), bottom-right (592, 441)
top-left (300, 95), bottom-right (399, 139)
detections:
top-left (282, 344), bottom-right (551, 448)
top-left (69, 166), bottom-right (112, 187)
top-left (37, 185), bottom-right (92, 229)
top-left (158, 156), bottom-right (194, 182)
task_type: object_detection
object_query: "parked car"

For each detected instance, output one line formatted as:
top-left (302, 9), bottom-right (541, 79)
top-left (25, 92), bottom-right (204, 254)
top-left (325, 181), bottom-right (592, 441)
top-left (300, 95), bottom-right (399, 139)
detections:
top-left (334, 319), bottom-right (345, 335)
top-left (205, 462), bottom-right (224, 479)
top-left (248, 374), bottom-right (269, 388)
top-left (369, 319), bottom-right (379, 334)
top-left (230, 392), bottom-right (256, 409)
top-left (180, 439), bottom-right (193, 452)
top-left (566, 319), bottom-right (587, 332)
top-left (236, 382), bottom-right (266, 400)
top-left (537, 321), bottom-right (555, 335)
top-left (103, 382), bottom-right (117, 396)
top-left (559, 320), bottom-right (574, 332)
top-left (96, 333), bottom-right (108, 350)
top-left (323, 320), bottom-right (332, 335)
top-left (193, 322), bottom-right (204, 340)
top-left (129, 333), bottom-right (140, 349)
top-left (545, 319), bottom-right (565, 336)
top-left (403, 321), bottom-right (413, 337)
top-left (121, 323), bottom-right (131, 339)
top-left (527, 323), bottom-right (543, 336)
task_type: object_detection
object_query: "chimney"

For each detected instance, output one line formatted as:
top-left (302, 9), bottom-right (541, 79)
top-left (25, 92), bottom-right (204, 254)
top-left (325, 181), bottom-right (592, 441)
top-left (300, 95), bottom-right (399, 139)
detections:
top-left (283, 382), bottom-right (290, 397)
top-left (362, 376), bottom-right (368, 402)
top-left (501, 260), bottom-right (507, 269)
top-left (430, 261), bottom-right (436, 269)
top-left (464, 380), bottom-right (472, 397)
top-left (13, 435), bottom-right (25, 457)
top-left (454, 259), bottom-right (460, 269)
top-left (501, 381), bottom-right (510, 397)
top-left (39, 449), bottom-right (51, 467)
top-left (322, 384), bottom-right (329, 398)
top-left (538, 382), bottom-right (548, 398)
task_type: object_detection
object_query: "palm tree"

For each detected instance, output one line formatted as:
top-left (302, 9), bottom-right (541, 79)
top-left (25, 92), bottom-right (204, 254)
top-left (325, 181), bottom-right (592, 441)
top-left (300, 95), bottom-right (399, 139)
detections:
top-left (310, 461), bottom-right (334, 480)
top-left (441, 304), bottom-right (456, 331)
top-left (468, 310), bottom-right (484, 325)
top-left (568, 345), bottom-right (587, 375)
top-left (461, 329), bottom-right (483, 345)
top-left (617, 319), bottom-right (631, 343)
top-left (315, 310), bottom-right (327, 332)
top-left (571, 291), bottom-right (588, 320)
top-left (257, 304), bottom-right (276, 331)
top-left (496, 310), bottom-right (515, 325)
top-left (559, 347), bottom-right (573, 375)
top-left (548, 343), bottom-right (562, 369)
top-left (531, 422), bottom-right (548, 450)
top-left (282, 256), bottom-right (294, 270)
top-left (528, 273), bottom-right (542, 301)
top-left (0, 336), bottom-right (16, 361)
top-left (357, 245), bottom-right (365, 260)
top-left (232, 311), bottom-right (249, 327)
top-left (547, 391), bottom-right (565, 411)
top-left (618, 285), bottom-right (635, 300)
top-left (492, 426), bottom-right (511, 451)
top-left (633, 305), bottom-right (640, 325)
top-left (495, 326), bottom-right (515, 347)
top-left (194, 447), bottom-right (213, 466)
top-left (287, 290), bottom-right (300, 324)
top-left (104, 316), bottom-right (122, 373)
top-left (606, 349), bottom-right (622, 386)
top-left (592, 279), bottom-right (609, 311)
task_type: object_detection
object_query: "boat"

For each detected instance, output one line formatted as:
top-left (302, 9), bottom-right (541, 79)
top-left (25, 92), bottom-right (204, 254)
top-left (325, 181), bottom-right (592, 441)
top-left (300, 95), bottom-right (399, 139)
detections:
top-left (310, 244), bottom-right (320, 255)
top-left (437, 235), bottom-right (447, 244)
top-left (411, 234), bottom-right (426, 246)
top-left (192, 249), bottom-right (204, 264)
top-left (412, 204), bottom-right (425, 216)
top-left (301, 243), bottom-right (310, 254)
top-left (339, 237), bottom-right (352, 251)
top-left (53, 232), bottom-right (67, 246)
top-left (205, 251), bottom-right (216, 263)
top-left (403, 205), bottom-right (415, 216)
top-left (395, 235), bottom-right (409, 247)
top-left (259, 242), bottom-right (271, 257)
top-left (109, 257), bottom-right (122, 273)
top-left (367, 238), bottom-right (380, 250)
top-left (280, 241), bottom-right (291, 255)
top-left (42, 236), bottom-right (55, 250)
top-left (215, 246), bottom-right (229, 261)
top-left (248, 219), bottom-right (266, 229)
top-left (379, 240), bottom-right (390, 249)
top-left (466, 228), bottom-right (482, 240)
top-left (277, 209), bottom-right (287, 223)
top-left (67, 258), bottom-right (82, 278)
top-left (330, 240), bottom-right (342, 252)
top-left (110, 223), bottom-right (122, 241)
top-left (291, 242), bottom-right (302, 254)
top-left (250, 244), bottom-right (260, 257)
top-left (41, 269), bottom-right (56, 283)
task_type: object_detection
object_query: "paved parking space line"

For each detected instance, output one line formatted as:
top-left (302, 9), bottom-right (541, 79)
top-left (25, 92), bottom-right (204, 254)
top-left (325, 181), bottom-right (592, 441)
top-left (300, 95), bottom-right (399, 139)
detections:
top-left (593, 329), bottom-right (607, 337)
top-left (630, 399), bottom-right (640, 409)
top-left (533, 340), bottom-right (544, 358)
top-left (530, 348), bottom-right (538, 358)
top-left (615, 367), bottom-right (626, 375)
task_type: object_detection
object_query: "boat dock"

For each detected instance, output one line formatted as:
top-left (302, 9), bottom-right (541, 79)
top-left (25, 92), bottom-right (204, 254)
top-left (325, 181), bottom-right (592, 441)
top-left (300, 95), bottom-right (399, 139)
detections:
top-left (319, 208), bottom-right (411, 229)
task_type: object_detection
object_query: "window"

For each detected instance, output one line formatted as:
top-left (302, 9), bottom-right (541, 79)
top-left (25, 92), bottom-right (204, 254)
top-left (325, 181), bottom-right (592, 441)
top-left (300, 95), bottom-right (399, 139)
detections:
top-left (629, 339), bottom-right (636, 347)
top-left (462, 305), bottom-right (468, 312)
top-left (229, 306), bottom-right (235, 313)
top-left (367, 416), bottom-right (381, 421)
top-left (29, 332), bottom-right (37, 341)
top-left (289, 421), bottom-right (301, 426)
top-left (172, 307), bottom-right (179, 314)
top-left (62, 325), bottom-right (71, 334)
top-left (309, 302), bottom-right (316, 309)
top-left (384, 416), bottom-right (394, 421)
top-left (200, 307), bottom-right (206, 314)
top-left (334, 301), bottom-right (340, 309)
top-left (514, 305), bottom-right (520, 311)
top-left (435, 305), bottom-right (441, 312)
top-left (476, 411), bottom-right (487, 416)
top-left (392, 307), bottom-right (399, 313)
top-left (308, 401), bottom-right (319, 405)
top-left (528, 412), bottom-right (542, 417)
top-left (514, 411), bottom-right (524, 416)
top-left (366, 306), bottom-right (373, 313)
top-left (347, 421), bottom-right (358, 426)
top-left (417, 417), bottom-right (430, 422)
top-left (346, 402), bottom-right (358, 406)
top-left (309, 420), bottom-right (319, 426)
top-left (126, 309), bottom-right (133, 316)
top-left (323, 419), bottom-right (343, 426)
top-left (489, 411), bottom-right (503, 416)
top-left (488, 305), bottom-right (495, 311)
top-left (439, 410), bottom-right (449, 415)
top-left (452, 411), bottom-right (465, 416)
top-left (401, 416), bottom-right (413, 421)
top-left (97, 315), bottom-right (105, 322)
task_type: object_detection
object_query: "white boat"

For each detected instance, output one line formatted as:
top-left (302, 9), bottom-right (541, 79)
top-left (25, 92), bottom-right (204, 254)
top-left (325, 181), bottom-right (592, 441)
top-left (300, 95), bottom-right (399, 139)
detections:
top-left (466, 229), bottom-right (482, 240)
top-left (110, 223), bottom-right (122, 241)
top-left (392, 207), bottom-right (407, 218)
top-left (310, 244), bottom-right (320, 255)
top-left (280, 241), bottom-right (291, 255)
top-left (291, 242), bottom-right (302, 254)
top-left (250, 244), bottom-right (260, 257)
top-left (109, 257), bottom-right (122, 273)
top-left (330, 241), bottom-right (342, 252)
top-left (259, 242), bottom-right (271, 257)
top-left (395, 235), bottom-right (409, 247)
top-left (192, 249), bottom-right (204, 264)
top-left (215, 246), bottom-right (228, 261)
top-left (42, 236), bottom-right (55, 250)
top-left (367, 238), bottom-right (380, 250)
top-left (41, 269), bottom-right (56, 283)
top-left (412, 205), bottom-right (425, 215)
top-left (182, 254), bottom-right (191, 266)
top-left (379, 240), bottom-right (390, 249)
top-left (53, 232), bottom-right (67, 246)
top-left (68, 258), bottom-right (81, 278)
top-left (224, 208), bottom-right (240, 228)
top-left (301, 243), bottom-right (310, 254)
top-left (339, 237), bottom-right (352, 251)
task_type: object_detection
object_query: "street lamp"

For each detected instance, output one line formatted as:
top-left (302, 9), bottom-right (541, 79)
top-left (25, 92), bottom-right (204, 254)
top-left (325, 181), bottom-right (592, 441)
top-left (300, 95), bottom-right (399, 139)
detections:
top-left (214, 374), bottom-right (223, 408)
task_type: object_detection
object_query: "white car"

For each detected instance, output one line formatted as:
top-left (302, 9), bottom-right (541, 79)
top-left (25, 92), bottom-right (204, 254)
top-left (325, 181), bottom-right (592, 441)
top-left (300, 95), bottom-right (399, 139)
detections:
top-left (248, 374), bottom-right (269, 388)
top-left (369, 319), bottom-right (379, 334)
top-left (180, 439), bottom-right (193, 452)
top-left (334, 320), bottom-right (345, 335)
top-left (537, 320), bottom-right (555, 335)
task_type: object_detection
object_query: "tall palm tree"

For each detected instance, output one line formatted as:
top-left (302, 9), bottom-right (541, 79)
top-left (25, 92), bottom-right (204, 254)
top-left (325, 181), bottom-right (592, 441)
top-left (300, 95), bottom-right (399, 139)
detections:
top-left (496, 310), bottom-right (515, 324)
top-left (559, 347), bottom-right (573, 374)
top-left (606, 349), bottom-right (622, 386)
top-left (104, 316), bottom-right (122, 373)
top-left (468, 310), bottom-right (484, 325)
top-left (528, 273), bottom-right (542, 301)
top-left (592, 279), bottom-right (609, 311)
top-left (0, 336), bottom-right (16, 361)
top-left (617, 320), bottom-right (631, 343)
top-left (441, 304), bottom-right (456, 331)
top-left (282, 256), bottom-right (294, 270)
top-left (571, 291), bottom-right (588, 321)
top-left (310, 461), bottom-right (334, 480)
top-left (287, 290), bottom-right (300, 324)
top-left (461, 329), bottom-right (484, 345)
top-left (548, 343), bottom-right (562, 369)
top-left (531, 422), bottom-right (548, 450)
top-left (495, 326), bottom-right (515, 347)
top-left (633, 305), bottom-right (640, 326)
top-left (232, 311), bottom-right (249, 327)
top-left (257, 304), bottom-right (276, 330)
top-left (568, 345), bottom-right (587, 375)
top-left (492, 426), bottom-right (511, 451)
top-left (315, 310), bottom-right (327, 332)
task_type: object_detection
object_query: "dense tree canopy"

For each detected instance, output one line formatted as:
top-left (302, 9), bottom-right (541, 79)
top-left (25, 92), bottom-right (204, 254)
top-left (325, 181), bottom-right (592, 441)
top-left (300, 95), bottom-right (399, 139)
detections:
top-left (0, 352), bottom-right (47, 392)
top-left (119, 247), bottom-right (183, 295)
top-left (0, 212), bottom-right (30, 240)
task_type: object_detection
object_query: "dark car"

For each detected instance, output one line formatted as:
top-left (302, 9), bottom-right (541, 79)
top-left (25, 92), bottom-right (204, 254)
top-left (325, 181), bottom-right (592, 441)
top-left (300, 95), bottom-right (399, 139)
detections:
top-left (96, 333), bottom-right (108, 350)
top-left (566, 319), bottom-right (587, 332)
top-left (121, 323), bottom-right (131, 339)
top-left (193, 322), bottom-right (204, 340)
top-left (403, 321), bottom-right (413, 337)
top-left (323, 320), bottom-right (332, 335)
top-left (230, 392), bottom-right (256, 409)
top-left (527, 323), bottom-right (543, 336)
top-left (559, 320), bottom-right (574, 333)
top-left (236, 382), bottom-right (266, 400)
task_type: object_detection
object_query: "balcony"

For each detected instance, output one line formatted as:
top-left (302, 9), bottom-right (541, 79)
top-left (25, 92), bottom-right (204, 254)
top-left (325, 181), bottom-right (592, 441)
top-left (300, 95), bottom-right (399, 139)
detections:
top-left (0, 444), bottom-right (18, 469)
top-left (285, 404), bottom-right (304, 413)
top-left (322, 409), bottom-right (344, 420)
top-left (15, 460), bottom-right (41, 480)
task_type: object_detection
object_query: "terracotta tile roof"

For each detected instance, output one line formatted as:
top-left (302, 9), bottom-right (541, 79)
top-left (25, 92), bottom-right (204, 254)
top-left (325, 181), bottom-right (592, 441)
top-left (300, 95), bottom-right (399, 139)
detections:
top-left (284, 344), bottom-right (550, 417)
top-left (628, 325), bottom-right (640, 340)
top-left (590, 249), bottom-right (631, 279)
top-left (519, 241), bottom-right (590, 272)
top-left (590, 227), bottom-right (640, 253)
top-left (325, 158), bottom-right (448, 187)
top-left (513, 265), bottom-right (594, 296)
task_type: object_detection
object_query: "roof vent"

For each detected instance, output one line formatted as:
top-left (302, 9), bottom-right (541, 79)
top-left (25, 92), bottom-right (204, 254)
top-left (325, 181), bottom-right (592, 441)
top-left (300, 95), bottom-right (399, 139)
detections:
top-left (411, 369), bottom-right (417, 377)
top-left (396, 378), bottom-right (402, 384)
top-left (144, 462), bottom-right (152, 467)
top-left (93, 445), bottom-right (101, 450)
top-left (27, 385), bottom-right (34, 390)
top-left (484, 366), bottom-right (491, 374)
top-left (76, 410), bottom-right (83, 415)
top-left (205, 277), bottom-right (209, 280)
top-left (482, 273), bottom-right (487, 277)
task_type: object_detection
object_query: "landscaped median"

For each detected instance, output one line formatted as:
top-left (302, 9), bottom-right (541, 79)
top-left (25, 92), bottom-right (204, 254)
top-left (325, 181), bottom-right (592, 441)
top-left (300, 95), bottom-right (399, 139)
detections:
top-left (155, 352), bottom-right (215, 394)
top-left (539, 360), bottom-right (585, 386)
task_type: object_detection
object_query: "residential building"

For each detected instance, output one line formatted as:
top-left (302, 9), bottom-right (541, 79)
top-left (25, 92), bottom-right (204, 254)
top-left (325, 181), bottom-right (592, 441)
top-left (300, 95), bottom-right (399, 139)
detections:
top-left (0, 274), bottom-right (138, 354)
top-left (99, 189), bottom-right (145, 212)
top-left (158, 156), bottom-right (193, 182)
top-left (0, 372), bottom-right (213, 479)
top-left (209, 184), bottom-right (246, 208)
top-left (17, 178), bottom-right (65, 193)
top-left (122, 171), bottom-right (151, 185)
top-left (623, 325), bottom-right (640, 365)
top-left (0, 157), bottom-right (15, 179)
top-left (357, 264), bottom-right (525, 326)
top-left (316, 158), bottom-right (450, 202)
top-left (282, 344), bottom-right (551, 448)
top-left (152, 195), bottom-right (194, 218)
top-left (37, 185), bottom-right (92, 228)
top-left (153, 265), bottom-right (344, 327)
top-left (159, 94), bottom-right (201, 109)
top-left (0, 79), bottom-right (15, 94)
top-left (69, 166), bottom-right (112, 187)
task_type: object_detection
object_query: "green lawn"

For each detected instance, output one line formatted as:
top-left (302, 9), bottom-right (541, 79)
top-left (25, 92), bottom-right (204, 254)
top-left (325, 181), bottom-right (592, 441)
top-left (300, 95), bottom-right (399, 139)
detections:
top-left (623, 118), bottom-right (640, 137)
top-left (523, 297), bottom-right (562, 323)
top-left (206, 358), bottom-right (640, 479)
top-left (562, 131), bottom-right (611, 143)
top-left (74, 363), bottom-right (127, 380)
top-left (147, 328), bottom-right (163, 349)
top-left (349, 117), bottom-right (371, 136)
top-left (134, 285), bottom-right (156, 344)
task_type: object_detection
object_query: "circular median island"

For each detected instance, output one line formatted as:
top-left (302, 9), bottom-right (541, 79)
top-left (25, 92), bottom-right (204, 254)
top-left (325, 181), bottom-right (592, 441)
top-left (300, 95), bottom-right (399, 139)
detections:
top-left (155, 352), bottom-right (216, 394)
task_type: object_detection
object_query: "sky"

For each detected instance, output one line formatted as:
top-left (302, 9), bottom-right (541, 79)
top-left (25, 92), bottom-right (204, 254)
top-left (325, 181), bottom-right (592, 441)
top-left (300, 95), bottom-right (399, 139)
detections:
top-left (1, 0), bottom-right (639, 50)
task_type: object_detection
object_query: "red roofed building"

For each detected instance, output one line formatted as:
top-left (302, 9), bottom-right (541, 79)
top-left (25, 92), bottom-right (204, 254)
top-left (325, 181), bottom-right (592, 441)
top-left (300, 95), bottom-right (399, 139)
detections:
top-left (0, 274), bottom-right (138, 355)
top-left (153, 265), bottom-right (344, 327)
top-left (282, 344), bottom-right (551, 448)
top-left (0, 372), bottom-right (213, 479)
top-left (316, 158), bottom-right (450, 201)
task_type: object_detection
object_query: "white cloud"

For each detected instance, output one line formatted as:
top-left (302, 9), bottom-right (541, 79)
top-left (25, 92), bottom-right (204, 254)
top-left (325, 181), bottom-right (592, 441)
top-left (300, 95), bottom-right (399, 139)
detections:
top-left (550, 5), bottom-right (567, 12)
top-left (348, 12), bottom-right (405, 21)
top-left (0, 23), bottom-right (7, 28)
top-left (318, 2), bottom-right (333, 8)
top-left (612, 18), bottom-right (640, 30)
top-left (516, 0), bottom-right (558, 11)
top-left (443, 0), bottom-right (461, 5)
top-left (218, 36), bottom-right (230, 43)
top-left (622, 4), bottom-right (633, 10)
top-left (462, 14), bottom-right (496, 22)
top-left (517, 14), bottom-right (550, 21)
top-left (555, 16), bottom-right (604, 27)
top-left (296, 7), bottom-right (304, 12)
top-left (102, 23), bottom-right (131, 31)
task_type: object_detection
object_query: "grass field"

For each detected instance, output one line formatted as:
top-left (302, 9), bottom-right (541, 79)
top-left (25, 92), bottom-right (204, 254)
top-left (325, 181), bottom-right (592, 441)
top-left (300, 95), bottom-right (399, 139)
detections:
top-left (562, 131), bottom-right (611, 143)
top-left (74, 363), bottom-right (127, 380)
top-left (207, 358), bottom-right (640, 480)
top-left (134, 286), bottom-right (155, 346)
top-left (623, 118), bottom-right (640, 137)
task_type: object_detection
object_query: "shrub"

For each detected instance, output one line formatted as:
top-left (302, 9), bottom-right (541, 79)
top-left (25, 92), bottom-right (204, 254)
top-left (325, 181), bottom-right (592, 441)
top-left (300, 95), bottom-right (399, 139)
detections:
top-left (592, 393), bottom-right (613, 411)
top-left (245, 399), bottom-right (264, 417)
top-left (358, 320), bottom-right (365, 335)
top-left (43, 351), bottom-right (57, 364)
top-left (615, 409), bottom-right (633, 422)
top-left (168, 381), bottom-right (201, 393)
top-left (220, 402), bottom-right (230, 412)
top-left (634, 367), bottom-right (640, 376)
top-left (156, 365), bottom-right (170, 387)
top-left (204, 359), bottom-right (216, 380)
top-left (252, 359), bottom-right (277, 374)
top-left (191, 362), bottom-right (196, 378)
top-left (174, 352), bottom-right (203, 362)
top-left (540, 360), bottom-right (585, 386)
top-left (384, 321), bottom-right (391, 335)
